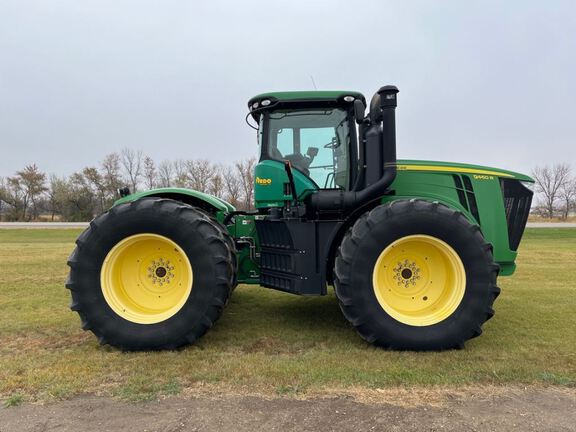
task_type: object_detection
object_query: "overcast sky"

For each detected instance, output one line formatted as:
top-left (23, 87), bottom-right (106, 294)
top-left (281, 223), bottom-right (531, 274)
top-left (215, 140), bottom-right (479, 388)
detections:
top-left (0, 0), bottom-right (574, 178)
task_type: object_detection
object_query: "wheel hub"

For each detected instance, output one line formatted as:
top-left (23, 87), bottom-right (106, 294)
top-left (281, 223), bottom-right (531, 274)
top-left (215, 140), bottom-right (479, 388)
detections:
top-left (148, 258), bottom-right (175, 286)
top-left (395, 260), bottom-right (421, 287)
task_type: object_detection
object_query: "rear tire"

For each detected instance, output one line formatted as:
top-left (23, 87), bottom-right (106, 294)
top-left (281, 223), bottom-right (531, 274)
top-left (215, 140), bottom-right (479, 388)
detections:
top-left (334, 199), bottom-right (500, 350)
top-left (194, 208), bottom-right (238, 291)
top-left (66, 198), bottom-right (234, 350)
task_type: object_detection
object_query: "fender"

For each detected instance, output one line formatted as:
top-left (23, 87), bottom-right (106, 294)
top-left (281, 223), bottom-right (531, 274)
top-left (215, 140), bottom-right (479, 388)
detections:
top-left (113, 187), bottom-right (235, 214)
top-left (323, 195), bottom-right (476, 284)
top-left (380, 195), bottom-right (475, 224)
top-left (379, 195), bottom-right (515, 275)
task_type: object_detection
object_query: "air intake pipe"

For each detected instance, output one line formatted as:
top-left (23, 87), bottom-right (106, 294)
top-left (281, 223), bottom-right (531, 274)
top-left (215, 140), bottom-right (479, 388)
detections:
top-left (306, 85), bottom-right (398, 213)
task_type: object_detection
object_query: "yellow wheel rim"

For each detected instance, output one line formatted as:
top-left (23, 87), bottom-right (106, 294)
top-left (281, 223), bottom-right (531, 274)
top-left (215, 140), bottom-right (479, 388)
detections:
top-left (100, 233), bottom-right (193, 324)
top-left (372, 235), bottom-right (466, 326)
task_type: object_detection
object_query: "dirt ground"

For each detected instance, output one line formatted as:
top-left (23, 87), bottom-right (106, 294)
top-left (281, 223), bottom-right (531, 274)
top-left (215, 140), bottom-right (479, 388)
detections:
top-left (1, 387), bottom-right (574, 432)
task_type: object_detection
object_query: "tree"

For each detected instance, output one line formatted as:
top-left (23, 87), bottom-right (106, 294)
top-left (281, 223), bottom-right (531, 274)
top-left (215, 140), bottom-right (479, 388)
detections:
top-left (47, 175), bottom-right (68, 221)
top-left (0, 165), bottom-right (48, 221)
top-left (143, 156), bottom-right (156, 190)
top-left (222, 166), bottom-right (242, 208)
top-left (532, 164), bottom-right (570, 218)
top-left (186, 159), bottom-right (215, 193)
top-left (0, 177), bottom-right (4, 220)
top-left (101, 153), bottom-right (123, 200)
top-left (172, 160), bottom-right (188, 188)
top-left (65, 172), bottom-right (98, 221)
top-left (157, 160), bottom-right (173, 188)
top-left (120, 148), bottom-right (143, 193)
top-left (235, 157), bottom-right (256, 210)
top-left (558, 177), bottom-right (576, 220)
top-left (82, 167), bottom-right (107, 214)
top-left (11, 165), bottom-right (47, 220)
top-left (210, 165), bottom-right (225, 198)
top-left (0, 176), bottom-right (24, 221)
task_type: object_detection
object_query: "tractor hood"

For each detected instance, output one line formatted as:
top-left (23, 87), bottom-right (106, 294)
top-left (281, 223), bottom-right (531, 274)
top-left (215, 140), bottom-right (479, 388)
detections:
top-left (396, 160), bottom-right (534, 182)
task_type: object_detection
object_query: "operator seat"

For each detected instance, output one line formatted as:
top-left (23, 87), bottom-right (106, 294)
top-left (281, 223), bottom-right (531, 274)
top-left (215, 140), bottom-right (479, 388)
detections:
top-left (284, 153), bottom-right (311, 176)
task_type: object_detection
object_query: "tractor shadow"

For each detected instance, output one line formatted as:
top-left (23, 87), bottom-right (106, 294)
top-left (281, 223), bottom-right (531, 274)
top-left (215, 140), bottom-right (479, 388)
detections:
top-left (212, 285), bottom-right (360, 352)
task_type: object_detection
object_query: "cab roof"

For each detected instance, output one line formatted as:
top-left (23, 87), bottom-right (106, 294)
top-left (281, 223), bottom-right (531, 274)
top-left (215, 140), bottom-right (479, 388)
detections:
top-left (248, 90), bottom-right (366, 108)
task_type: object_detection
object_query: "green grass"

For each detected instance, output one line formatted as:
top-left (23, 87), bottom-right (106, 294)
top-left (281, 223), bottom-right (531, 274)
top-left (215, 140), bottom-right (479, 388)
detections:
top-left (0, 228), bottom-right (575, 403)
top-left (3, 393), bottom-right (24, 407)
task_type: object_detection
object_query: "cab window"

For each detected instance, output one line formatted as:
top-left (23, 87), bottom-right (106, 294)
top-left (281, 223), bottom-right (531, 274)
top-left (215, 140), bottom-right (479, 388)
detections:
top-left (264, 108), bottom-right (350, 189)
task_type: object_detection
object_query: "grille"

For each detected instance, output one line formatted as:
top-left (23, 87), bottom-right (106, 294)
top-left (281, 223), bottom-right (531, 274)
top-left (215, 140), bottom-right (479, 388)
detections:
top-left (452, 175), bottom-right (469, 211)
top-left (462, 176), bottom-right (481, 224)
top-left (453, 175), bottom-right (481, 224)
top-left (500, 179), bottom-right (533, 251)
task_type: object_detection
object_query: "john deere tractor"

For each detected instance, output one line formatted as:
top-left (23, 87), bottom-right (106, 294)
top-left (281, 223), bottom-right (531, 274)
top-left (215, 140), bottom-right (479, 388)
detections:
top-left (66, 85), bottom-right (533, 351)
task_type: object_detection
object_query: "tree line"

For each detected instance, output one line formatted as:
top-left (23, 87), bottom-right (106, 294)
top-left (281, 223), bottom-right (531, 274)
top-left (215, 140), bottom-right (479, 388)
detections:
top-left (1, 154), bottom-right (574, 222)
top-left (531, 163), bottom-right (576, 219)
top-left (0, 148), bottom-right (256, 222)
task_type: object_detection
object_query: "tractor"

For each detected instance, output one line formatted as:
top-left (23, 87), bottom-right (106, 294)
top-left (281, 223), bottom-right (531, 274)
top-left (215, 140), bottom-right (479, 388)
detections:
top-left (66, 85), bottom-right (534, 351)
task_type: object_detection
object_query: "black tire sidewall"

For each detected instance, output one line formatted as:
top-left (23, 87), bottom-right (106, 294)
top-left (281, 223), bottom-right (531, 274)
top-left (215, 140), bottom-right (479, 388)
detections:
top-left (339, 201), bottom-right (495, 350)
top-left (71, 199), bottom-right (231, 349)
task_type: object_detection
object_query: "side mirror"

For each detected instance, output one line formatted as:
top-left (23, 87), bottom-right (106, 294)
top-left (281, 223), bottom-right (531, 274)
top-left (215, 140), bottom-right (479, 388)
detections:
top-left (353, 100), bottom-right (366, 124)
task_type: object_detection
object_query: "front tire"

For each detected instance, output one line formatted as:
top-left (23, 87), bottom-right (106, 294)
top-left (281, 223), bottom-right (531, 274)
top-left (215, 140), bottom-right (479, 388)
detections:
top-left (334, 199), bottom-right (500, 350)
top-left (66, 198), bottom-right (234, 350)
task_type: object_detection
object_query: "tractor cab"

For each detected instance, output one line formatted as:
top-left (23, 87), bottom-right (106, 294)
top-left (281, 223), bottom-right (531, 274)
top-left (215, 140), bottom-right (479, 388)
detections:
top-left (249, 91), bottom-right (364, 191)
top-left (249, 91), bottom-right (367, 209)
top-left (249, 88), bottom-right (399, 215)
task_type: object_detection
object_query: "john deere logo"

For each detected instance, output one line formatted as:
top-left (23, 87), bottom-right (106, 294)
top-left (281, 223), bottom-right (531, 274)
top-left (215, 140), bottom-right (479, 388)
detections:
top-left (256, 176), bottom-right (272, 185)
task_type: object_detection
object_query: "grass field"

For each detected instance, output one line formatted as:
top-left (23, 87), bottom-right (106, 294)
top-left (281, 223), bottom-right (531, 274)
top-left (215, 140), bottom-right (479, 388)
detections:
top-left (0, 228), bottom-right (575, 403)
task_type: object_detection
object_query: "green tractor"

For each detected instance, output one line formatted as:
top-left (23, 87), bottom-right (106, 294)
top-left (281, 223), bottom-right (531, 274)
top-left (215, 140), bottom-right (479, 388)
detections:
top-left (66, 85), bottom-right (534, 351)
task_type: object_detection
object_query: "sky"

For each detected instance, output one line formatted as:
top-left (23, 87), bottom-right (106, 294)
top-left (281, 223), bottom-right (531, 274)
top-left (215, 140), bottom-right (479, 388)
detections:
top-left (0, 0), bottom-right (574, 178)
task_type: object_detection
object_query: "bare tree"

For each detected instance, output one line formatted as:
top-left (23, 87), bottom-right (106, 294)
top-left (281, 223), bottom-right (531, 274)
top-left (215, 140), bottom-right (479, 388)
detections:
top-left (47, 175), bottom-right (85, 221)
top-left (235, 157), bottom-right (256, 210)
top-left (47, 175), bottom-right (65, 221)
top-left (0, 177), bottom-right (4, 220)
top-left (172, 160), bottom-right (188, 188)
top-left (558, 176), bottom-right (576, 220)
top-left (210, 165), bottom-right (225, 198)
top-left (223, 165), bottom-right (242, 207)
top-left (0, 166), bottom-right (47, 221)
top-left (82, 167), bottom-right (107, 213)
top-left (120, 148), bottom-right (143, 192)
top-left (143, 156), bottom-right (156, 190)
top-left (186, 159), bottom-right (216, 193)
top-left (157, 160), bottom-right (173, 188)
top-left (13, 164), bottom-right (47, 220)
top-left (0, 176), bottom-right (25, 220)
top-left (532, 164), bottom-right (571, 218)
top-left (66, 172), bottom-right (98, 221)
top-left (101, 153), bottom-right (123, 199)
